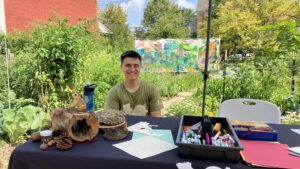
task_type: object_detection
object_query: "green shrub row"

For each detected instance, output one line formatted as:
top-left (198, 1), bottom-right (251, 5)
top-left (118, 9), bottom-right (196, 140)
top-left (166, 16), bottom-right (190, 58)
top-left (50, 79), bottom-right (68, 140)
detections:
top-left (167, 60), bottom-right (300, 121)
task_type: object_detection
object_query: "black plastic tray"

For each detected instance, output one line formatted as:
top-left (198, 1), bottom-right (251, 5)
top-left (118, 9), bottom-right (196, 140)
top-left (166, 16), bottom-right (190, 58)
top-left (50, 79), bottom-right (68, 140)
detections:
top-left (175, 115), bottom-right (243, 162)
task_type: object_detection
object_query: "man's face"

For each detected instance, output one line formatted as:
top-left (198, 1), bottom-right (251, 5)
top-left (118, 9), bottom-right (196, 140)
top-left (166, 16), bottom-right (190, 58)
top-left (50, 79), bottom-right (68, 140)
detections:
top-left (121, 57), bottom-right (141, 81)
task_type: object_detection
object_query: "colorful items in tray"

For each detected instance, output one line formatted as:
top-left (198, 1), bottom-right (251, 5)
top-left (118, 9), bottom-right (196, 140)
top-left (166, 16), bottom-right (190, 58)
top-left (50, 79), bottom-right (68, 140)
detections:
top-left (211, 134), bottom-right (235, 147)
top-left (201, 115), bottom-right (213, 145)
top-left (181, 119), bottom-right (235, 147)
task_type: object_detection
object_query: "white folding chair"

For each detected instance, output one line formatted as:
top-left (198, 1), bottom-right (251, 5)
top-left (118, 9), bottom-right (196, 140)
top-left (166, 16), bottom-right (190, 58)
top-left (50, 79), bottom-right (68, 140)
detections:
top-left (218, 98), bottom-right (281, 124)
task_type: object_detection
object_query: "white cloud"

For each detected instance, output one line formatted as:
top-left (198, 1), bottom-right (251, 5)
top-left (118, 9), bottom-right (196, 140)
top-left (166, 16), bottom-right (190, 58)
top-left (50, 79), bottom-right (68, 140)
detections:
top-left (121, 0), bottom-right (146, 12)
top-left (121, 0), bottom-right (146, 27)
top-left (175, 0), bottom-right (195, 10)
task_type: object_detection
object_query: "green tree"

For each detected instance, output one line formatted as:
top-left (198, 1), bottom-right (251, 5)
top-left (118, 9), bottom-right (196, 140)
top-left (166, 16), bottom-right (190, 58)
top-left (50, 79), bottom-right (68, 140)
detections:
top-left (210, 0), bottom-right (299, 54)
top-left (211, 0), bottom-right (226, 18)
top-left (0, 34), bottom-right (7, 91)
top-left (134, 27), bottom-right (147, 39)
top-left (99, 3), bottom-right (134, 50)
top-left (142, 0), bottom-right (192, 39)
top-left (255, 21), bottom-right (300, 67)
top-left (197, 0), bottom-right (225, 37)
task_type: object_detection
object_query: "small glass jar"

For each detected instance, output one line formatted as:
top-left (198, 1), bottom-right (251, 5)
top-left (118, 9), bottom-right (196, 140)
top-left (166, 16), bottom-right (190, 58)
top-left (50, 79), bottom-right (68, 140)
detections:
top-left (40, 130), bottom-right (53, 144)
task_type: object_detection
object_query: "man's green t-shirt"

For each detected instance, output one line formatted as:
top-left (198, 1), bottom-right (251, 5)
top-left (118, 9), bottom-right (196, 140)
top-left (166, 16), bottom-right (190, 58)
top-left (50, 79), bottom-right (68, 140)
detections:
top-left (104, 81), bottom-right (163, 116)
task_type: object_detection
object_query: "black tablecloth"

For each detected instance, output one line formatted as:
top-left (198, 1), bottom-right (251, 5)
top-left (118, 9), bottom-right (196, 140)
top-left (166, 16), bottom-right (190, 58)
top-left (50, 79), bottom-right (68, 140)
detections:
top-left (8, 116), bottom-right (300, 169)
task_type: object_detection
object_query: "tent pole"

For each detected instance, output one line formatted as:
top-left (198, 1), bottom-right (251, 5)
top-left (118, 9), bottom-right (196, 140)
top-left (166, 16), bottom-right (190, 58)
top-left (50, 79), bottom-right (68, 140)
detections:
top-left (202, 0), bottom-right (212, 116)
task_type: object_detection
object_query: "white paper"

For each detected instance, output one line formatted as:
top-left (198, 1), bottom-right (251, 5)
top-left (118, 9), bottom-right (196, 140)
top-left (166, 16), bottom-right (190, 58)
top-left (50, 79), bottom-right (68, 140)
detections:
top-left (205, 167), bottom-right (230, 169)
top-left (127, 121), bottom-right (162, 137)
top-left (176, 162), bottom-right (194, 169)
top-left (205, 167), bottom-right (222, 169)
top-left (113, 135), bottom-right (177, 159)
top-left (291, 129), bottom-right (300, 135)
top-left (288, 146), bottom-right (300, 154)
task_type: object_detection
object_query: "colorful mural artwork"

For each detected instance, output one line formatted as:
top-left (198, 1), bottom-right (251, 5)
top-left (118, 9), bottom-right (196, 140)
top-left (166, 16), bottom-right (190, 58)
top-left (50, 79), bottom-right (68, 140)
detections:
top-left (135, 39), bottom-right (221, 72)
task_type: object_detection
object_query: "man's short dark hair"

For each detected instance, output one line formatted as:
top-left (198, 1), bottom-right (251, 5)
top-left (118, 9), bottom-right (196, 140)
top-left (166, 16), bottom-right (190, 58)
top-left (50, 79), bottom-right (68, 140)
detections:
top-left (120, 50), bottom-right (142, 63)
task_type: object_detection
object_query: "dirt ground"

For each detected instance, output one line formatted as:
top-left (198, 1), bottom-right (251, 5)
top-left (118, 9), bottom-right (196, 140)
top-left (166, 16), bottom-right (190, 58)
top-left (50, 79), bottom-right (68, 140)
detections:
top-left (0, 90), bottom-right (193, 169)
top-left (0, 144), bottom-right (15, 169)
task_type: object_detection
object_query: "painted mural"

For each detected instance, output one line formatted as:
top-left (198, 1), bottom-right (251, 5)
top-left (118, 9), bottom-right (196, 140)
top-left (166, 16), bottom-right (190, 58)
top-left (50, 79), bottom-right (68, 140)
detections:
top-left (135, 39), bottom-right (221, 72)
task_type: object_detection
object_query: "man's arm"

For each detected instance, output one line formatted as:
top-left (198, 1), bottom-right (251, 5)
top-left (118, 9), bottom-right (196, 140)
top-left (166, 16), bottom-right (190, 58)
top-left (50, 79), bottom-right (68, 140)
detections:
top-left (151, 110), bottom-right (161, 117)
top-left (149, 85), bottom-right (163, 117)
top-left (104, 87), bottom-right (120, 110)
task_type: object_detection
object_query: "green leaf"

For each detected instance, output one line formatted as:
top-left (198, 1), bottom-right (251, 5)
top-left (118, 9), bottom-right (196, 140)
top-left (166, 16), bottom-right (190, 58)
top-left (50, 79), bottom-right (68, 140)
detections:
top-left (3, 109), bottom-right (15, 123)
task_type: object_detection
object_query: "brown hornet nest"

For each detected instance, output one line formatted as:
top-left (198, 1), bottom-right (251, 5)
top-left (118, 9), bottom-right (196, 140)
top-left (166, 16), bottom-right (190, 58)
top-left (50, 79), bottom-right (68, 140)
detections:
top-left (96, 109), bottom-right (126, 126)
top-left (96, 109), bottom-right (128, 140)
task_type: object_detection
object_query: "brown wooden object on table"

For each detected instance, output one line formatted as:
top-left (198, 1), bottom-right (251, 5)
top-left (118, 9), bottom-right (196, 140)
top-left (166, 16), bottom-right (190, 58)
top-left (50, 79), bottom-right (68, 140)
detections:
top-left (51, 108), bottom-right (99, 142)
top-left (67, 112), bottom-right (99, 142)
top-left (51, 108), bottom-right (73, 132)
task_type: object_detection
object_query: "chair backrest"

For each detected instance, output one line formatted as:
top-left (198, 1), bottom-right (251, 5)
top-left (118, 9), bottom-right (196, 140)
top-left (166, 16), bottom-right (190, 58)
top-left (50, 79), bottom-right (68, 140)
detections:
top-left (218, 98), bottom-right (281, 124)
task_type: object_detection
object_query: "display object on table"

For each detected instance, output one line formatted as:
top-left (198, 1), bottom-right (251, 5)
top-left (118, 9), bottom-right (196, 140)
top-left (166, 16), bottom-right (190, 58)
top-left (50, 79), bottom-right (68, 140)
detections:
top-left (72, 92), bottom-right (86, 112)
top-left (29, 90), bottom-right (129, 151)
top-left (176, 115), bottom-right (243, 162)
top-left (40, 130), bottom-right (52, 143)
top-left (51, 108), bottom-right (99, 142)
top-left (29, 88), bottom-right (100, 151)
top-left (230, 119), bottom-right (278, 141)
top-left (31, 131), bottom-right (41, 141)
top-left (33, 107), bottom-right (98, 150)
top-left (96, 109), bottom-right (128, 140)
top-left (54, 132), bottom-right (73, 150)
top-left (67, 112), bottom-right (99, 142)
top-left (84, 84), bottom-right (97, 112)
top-left (39, 130), bottom-right (54, 150)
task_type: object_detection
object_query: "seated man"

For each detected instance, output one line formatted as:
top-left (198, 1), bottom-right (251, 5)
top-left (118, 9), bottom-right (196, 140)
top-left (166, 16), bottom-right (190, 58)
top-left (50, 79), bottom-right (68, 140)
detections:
top-left (104, 50), bottom-right (163, 117)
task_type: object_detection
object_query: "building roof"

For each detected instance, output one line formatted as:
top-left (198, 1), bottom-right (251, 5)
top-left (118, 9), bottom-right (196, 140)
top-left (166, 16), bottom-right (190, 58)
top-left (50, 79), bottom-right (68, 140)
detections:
top-left (2, 0), bottom-right (98, 33)
top-left (99, 22), bottom-right (112, 34)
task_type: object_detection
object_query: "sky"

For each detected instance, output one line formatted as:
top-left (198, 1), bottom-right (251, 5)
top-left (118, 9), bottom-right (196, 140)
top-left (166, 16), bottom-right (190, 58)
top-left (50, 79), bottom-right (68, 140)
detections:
top-left (99, 0), bottom-right (198, 28)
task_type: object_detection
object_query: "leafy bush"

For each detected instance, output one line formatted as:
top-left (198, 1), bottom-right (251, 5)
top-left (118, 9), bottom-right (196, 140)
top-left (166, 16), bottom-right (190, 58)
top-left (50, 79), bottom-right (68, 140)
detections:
top-left (0, 102), bottom-right (4, 136)
top-left (165, 97), bottom-right (216, 118)
top-left (8, 52), bottom-right (37, 99)
top-left (0, 90), bottom-right (50, 144)
top-left (281, 95), bottom-right (300, 114)
top-left (194, 60), bottom-right (292, 115)
top-left (75, 51), bottom-right (122, 109)
top-left (141, 73), bottom-right (200, 98)
top-left (165, 98), bottom-right (201, 118)
top-left (5, 16), bottom-right (101, 112)
top-left (281, 111), bottom-right (300, 125)
top-left (2, 105), bottom-right (50, 144)
top-left (32, 18), bottom-right (85, 101)
top-left (0, 34), bottom-right (7, 91)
